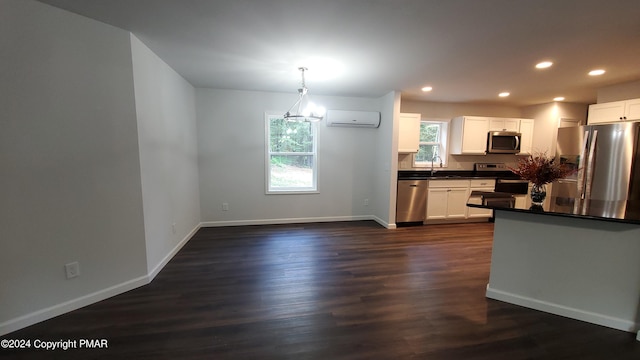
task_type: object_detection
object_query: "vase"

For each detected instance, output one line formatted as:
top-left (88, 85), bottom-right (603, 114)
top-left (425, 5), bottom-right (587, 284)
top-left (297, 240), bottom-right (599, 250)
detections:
top-left (530, 183), bottom-right (547, 205)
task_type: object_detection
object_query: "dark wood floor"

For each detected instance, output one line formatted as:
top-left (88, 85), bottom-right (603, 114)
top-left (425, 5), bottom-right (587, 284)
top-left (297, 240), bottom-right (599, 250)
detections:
top-left (2, 221), bottom-right (639, 359)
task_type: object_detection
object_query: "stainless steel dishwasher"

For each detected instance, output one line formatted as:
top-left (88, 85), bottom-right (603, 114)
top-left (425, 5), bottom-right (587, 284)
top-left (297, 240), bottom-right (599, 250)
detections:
top-left (396, 179), bottom-right (428, 224)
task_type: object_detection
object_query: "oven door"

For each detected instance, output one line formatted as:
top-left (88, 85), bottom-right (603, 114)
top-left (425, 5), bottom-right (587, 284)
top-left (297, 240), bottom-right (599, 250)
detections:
top-left (487, 132), bottom-right (521, 154)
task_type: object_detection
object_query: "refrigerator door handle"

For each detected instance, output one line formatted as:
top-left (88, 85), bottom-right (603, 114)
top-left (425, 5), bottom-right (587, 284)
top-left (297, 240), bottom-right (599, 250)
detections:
top-left (584, 130), bottom-right (598, 199)
top-left (577, 130), bottom-right (590, 199)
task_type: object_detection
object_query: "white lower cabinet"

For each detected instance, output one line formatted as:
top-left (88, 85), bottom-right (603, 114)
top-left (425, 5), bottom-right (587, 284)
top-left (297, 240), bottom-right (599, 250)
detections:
top-left (427, 179), bottom-right (495, 223)
top-left (425, 188), bottom-right (449, 220)
top-left (446, 188), bottom-right (471, 219)
top-left (514, 194), bottom-right (527, 209)
top-left (467, 179), bottom-right (496, 218)
top-left (427, 187), bottom-right (469, 220)
top-left (425, 180), bottom-right (469, 222)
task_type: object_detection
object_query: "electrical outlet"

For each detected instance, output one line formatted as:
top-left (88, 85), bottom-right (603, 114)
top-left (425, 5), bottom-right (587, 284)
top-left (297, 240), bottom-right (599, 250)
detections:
top-left (65, 262), bottom-right (80, 279)
top-left (222, 202), bottom-right (229, 211)
top-left (171, 222), bottom-right (177, 234)
top-left (364, 198), bottom-right (369, 206)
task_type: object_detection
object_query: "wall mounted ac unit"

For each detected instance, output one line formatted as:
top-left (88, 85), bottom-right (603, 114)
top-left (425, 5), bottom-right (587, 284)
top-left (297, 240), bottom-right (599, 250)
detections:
top-left (326, 110), bottom-right (381, 128)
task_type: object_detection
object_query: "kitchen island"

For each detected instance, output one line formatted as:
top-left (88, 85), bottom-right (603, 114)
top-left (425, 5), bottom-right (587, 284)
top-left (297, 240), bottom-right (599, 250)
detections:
top-left (467, 192), bottom-right (640, 338)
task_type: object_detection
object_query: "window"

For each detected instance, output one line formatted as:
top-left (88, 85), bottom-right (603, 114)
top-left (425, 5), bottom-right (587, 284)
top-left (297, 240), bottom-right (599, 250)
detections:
top-left (266, 113), bottom-right (318, 193)
top-left (414, 120), bottom-right (449, 167)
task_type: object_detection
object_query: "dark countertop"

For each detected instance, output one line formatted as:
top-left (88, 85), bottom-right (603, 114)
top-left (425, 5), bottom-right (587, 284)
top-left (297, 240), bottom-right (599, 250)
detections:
top-left (467, 191), bottom-right (640, 225)
top-left (398, 170), bottom-right (521, 180)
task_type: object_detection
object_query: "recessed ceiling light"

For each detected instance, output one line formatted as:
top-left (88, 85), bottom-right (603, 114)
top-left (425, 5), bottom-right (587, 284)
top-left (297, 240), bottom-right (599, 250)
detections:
top-left (535, 61), bottom-right (553, 69)
top-left (554, 96), bottom-right (565, 101)
top-left (498, 92), bottom-right (510, 97)
top-left (421, 86), bottom-right (433, 92)
top-left (588, 69), bottom-right (606, 76)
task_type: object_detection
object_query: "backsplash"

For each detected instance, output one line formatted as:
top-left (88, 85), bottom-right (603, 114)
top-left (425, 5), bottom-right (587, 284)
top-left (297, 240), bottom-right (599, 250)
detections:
top-left (398, 153), bottom-right (522, 171)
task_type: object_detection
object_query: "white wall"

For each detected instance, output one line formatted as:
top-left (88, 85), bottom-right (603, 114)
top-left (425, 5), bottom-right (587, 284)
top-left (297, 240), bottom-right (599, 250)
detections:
top-left (488, 211), bottom-right (640, 333)
top-left (0, 0), bottom-right (147, 334)
top-left (375, 91), bottom-right (401, 227)
top-left (196, 89), bottom-right (385, 226)
top-left (130, 35), bottom-right (201, 277)
top-left (597, 79), bottom-right (640, 103)
top-left (522, 102), bottom-right (588, 156)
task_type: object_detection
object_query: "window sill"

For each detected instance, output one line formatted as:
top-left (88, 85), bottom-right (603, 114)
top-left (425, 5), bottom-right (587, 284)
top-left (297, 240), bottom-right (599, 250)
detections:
top-left (266, 190), bottom-right (320, 195)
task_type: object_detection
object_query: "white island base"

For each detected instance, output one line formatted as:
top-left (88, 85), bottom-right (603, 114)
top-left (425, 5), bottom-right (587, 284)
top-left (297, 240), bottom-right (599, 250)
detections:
top-left (486, 210), bottom-right (640, 337)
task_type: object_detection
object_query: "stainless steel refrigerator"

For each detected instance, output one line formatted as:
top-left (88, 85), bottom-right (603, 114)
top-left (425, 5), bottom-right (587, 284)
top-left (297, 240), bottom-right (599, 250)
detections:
top-left (553, 121), bottom-right (640, 202)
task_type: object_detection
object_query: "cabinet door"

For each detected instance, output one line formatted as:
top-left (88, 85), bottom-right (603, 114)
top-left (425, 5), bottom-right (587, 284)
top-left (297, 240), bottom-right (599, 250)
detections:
top-left (489, 118), bottom-right (519, 131)
top-left (467, 187), bottom-right (494, 218)
top-left (588, 101), bottom-right (625, 124)
top-left (625, 99), bottom-right (640, 120)
top-left (504, 119), bottom-right (520, 131)
top-left (446, 188), bottom-right (469, 219)
top-left (461, 118), bottom-right (489, 154)
top-left (518, 119), bottom-right (534, 155)
top-left (488, 118), bottom-right (505, 131)
top-left (514, 194), bottom-right (528, 209)
top-left (398, 113), bottom-right (421, 153)
top-left (426, 188), bottom-right (448, 220)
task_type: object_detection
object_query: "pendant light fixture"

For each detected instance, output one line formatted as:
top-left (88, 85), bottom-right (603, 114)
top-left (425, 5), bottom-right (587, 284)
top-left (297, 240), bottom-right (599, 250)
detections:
top-left (284, 67), bottom-right (325, 122)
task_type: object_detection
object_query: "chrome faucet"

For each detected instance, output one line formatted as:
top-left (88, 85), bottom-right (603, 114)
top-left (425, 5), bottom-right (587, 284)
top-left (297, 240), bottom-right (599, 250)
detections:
top-left (430, 155), bottom-right (443, 176)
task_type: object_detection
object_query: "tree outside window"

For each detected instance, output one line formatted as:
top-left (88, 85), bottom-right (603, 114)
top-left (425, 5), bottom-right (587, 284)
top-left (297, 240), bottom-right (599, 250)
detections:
top-left (266, 114), bottom-right (318, 193)
top-left (414, 120), bottom-right (448, 167)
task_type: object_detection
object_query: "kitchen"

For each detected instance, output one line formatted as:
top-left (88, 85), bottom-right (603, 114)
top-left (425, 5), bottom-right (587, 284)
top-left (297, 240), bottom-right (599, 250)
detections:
top-left (395, 102), bottom-right (587, 226)
top-left (394, 94), bottom-right (640, 336)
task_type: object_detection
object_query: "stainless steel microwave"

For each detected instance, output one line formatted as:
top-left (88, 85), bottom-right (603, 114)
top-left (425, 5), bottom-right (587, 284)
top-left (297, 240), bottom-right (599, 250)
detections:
top-left (487, 131), bottom-right (521, 154)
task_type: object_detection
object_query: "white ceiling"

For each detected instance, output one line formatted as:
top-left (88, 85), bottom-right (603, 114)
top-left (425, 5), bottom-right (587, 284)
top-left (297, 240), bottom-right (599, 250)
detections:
top-left (36, 0), bottom-right (640, 106)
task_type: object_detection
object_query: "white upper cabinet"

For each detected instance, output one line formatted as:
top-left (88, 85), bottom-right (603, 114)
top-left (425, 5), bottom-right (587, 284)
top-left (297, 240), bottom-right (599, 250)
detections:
top-left (518, 119), bottom-right (534, 155)
top-left (588, 101), bottom-right (626, 124)
top-left (450, 116), bottom-right (534, 155)
top-left (489, 118), bottom-right (519, 131)
top-left (398, 113), bottom-right (421, 153)
top-left (587, 98), bottom-right (640, 124)
top-left (625, 98), bottom-right (640, 120)
top-left (449, 116), bottom-right (490, 155)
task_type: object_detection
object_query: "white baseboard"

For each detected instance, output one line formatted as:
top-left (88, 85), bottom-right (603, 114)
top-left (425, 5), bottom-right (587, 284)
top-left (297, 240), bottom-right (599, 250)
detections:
top-left (201, 215), bottom-right (385, 228)
top-left (1, 219), bottom-right (394, 336)
top-left (0, 223), bottom-right (202, 337)
top-left (486, 285), bottom-right (639, 333)
top-left (372, 216), bottom-right (396, 229)
top-left (147, 223), bottom-right (201, 281)
top-left (0, 275), bottom-right (149, 336)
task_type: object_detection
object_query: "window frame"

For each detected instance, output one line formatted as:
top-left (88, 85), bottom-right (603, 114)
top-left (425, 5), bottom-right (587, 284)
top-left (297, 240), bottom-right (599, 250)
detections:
top-left (265, 112), bottom-right (319, 194)
top-left (413, 119), bottom-right (449, 168)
